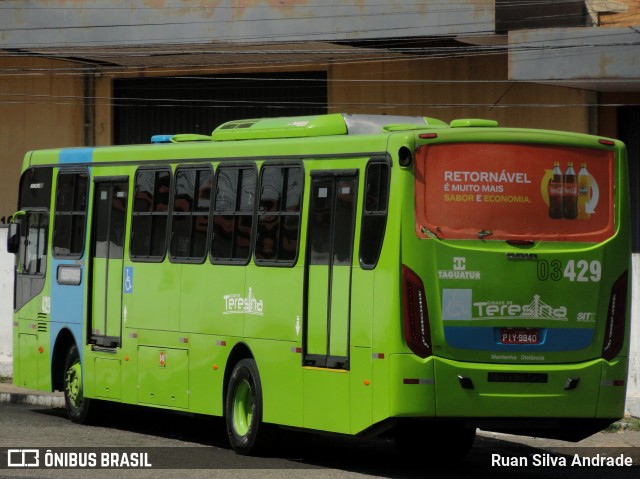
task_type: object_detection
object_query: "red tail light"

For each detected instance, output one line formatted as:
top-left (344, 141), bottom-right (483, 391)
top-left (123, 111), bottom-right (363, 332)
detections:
top-left (602, 271), bottom-right (628, 361)
top-left (402, 265), bottom-right (432, 358)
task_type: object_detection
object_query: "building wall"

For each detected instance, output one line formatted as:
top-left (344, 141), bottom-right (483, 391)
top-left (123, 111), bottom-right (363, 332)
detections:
top-left (328, 53), bottom-right (591, 131)
top-left (95, 76), bottom-right (113, 147)
top-left (0, 57), bottom-right (84, 220)
top-left (597, 0), bottom-right (640, 27)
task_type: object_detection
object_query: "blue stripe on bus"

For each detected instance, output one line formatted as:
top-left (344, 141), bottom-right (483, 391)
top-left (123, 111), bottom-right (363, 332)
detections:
top-left (444, 326), bottom-right (594, 352)
top-left (50, 258), bottom-right (86, 362)
top-left (59, 148), bottom-right (94, 164)
top-left (50, 148), bottom-right (93, 360)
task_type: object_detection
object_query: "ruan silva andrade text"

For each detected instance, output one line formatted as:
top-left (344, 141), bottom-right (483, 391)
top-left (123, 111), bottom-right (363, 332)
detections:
top-left (491, 453), bottom-right (634, 468)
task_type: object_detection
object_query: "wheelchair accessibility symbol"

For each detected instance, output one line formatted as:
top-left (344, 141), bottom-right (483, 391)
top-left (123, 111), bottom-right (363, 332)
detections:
top-left (124, 267), bottom-right (133, 294)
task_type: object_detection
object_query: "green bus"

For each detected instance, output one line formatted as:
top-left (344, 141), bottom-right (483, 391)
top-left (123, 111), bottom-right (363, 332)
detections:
top-left (7, 113), bottom-right (631, 457)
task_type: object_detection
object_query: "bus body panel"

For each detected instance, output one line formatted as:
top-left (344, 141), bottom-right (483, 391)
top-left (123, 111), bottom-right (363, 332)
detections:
top-left (388, 355), bottom-right (436, 417)
top-left (245, 337), bottom-right (304, 427)
top-left (597, 357), bottom-right (629, 417)
top-left (302, 367), bottom-right (350, 434)
top-left (416, 242), bottom-right (625, 364)
top-left (433, 357), bottom-right (602, 418)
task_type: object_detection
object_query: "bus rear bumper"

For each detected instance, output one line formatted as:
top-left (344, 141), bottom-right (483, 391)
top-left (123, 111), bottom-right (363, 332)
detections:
top-left (389, 354), bottom-right (628, 433)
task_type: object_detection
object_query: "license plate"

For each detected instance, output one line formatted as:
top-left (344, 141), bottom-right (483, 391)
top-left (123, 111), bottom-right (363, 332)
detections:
top-left (499, 328), bottom-right (540, 345)
top-left (488, 372), bottom-right (548, 383)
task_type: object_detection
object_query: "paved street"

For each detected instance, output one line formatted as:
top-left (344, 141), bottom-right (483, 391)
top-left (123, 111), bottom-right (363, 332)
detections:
top-left (0, 400), bottom-right (638, 479)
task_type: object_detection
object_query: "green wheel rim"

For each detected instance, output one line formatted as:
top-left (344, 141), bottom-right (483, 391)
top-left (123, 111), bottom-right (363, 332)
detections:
top-left (232, 379), bottom-right (253, 436)
top-left (65, 361), bottom-right (83, 408)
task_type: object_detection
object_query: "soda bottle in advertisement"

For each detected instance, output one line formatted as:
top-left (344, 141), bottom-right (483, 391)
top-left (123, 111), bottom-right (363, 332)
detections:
top-left (577, 162), bottom-right (591, 219)
top-left (563, 162), bottom-right (578, 219)
top-left (547, 162), bottom-right (563, 219)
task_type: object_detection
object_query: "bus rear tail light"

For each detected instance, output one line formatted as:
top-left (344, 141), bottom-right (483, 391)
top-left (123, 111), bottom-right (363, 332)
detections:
top-left (602, 271), bottom-right (628, 361)
top-left (402, 265), bottom-right (432, 358)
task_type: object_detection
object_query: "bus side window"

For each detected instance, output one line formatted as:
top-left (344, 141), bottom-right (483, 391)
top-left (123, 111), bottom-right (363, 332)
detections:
top-left (169, 166), bottom-right (213, 262)
top-left (53, 171), bottom-right (89, 258)
top-left (255, 164), bottom-right (303, 265)
top-left (211, 165), bottom-right (256, 264)
top-left (360, 161), bottom-right (390, 269)
top-left (130, 169), bottom-right (171, 261)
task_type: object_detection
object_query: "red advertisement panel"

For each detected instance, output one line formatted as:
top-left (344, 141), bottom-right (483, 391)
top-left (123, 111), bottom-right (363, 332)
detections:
top-left (415, 143), bottom-right (615, 242)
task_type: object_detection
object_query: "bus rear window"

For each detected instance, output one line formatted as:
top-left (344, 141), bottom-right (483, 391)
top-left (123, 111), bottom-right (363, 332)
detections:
top-left (414, 143), bottom-right (615, 242)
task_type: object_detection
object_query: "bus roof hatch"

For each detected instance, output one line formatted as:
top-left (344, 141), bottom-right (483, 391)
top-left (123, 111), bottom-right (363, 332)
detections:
top-left (212, 113), bottom-right (448, 141)
top-left (450, 119), bottom-right (499, 128)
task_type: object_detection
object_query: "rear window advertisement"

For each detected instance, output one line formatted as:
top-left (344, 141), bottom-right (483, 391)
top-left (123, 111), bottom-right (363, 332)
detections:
top-left (414, 143), bottom-right (615, 242)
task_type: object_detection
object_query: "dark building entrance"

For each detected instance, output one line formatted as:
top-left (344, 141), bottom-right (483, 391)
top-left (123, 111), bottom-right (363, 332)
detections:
top-left (113, 71), bottom-right (327, 145)
top-left (619, 106), bottom-right (640, 251)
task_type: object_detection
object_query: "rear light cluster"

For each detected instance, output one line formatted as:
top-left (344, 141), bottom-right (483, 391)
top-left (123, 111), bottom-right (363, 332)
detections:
top-left (602, 271), bottom-right (628, 361)
top-left (402, 265), bottom-right (432, 358)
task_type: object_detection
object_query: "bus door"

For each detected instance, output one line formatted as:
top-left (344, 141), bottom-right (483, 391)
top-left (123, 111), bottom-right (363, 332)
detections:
top-left (304, 171), bottom-right (358, 369)
top-left (90, 179), bottom-right (128, 348)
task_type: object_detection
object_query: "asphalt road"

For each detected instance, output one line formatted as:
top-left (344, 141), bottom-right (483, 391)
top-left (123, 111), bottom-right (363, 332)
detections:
top-left (0, 402), bottom-right (638, 479)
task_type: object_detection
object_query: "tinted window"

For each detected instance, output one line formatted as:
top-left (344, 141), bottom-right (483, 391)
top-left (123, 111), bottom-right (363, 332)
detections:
top-left (169, 166), bottom-right (213, 261)
top-left (360, 162), bottom-right (390, 269)
top-left (94, 182), bottom-right (128, 260)
top-left (130, 169), bottom-right (170, 260)
top-left (333, 178), bottom-right (357, 266)
top-left (53, 171), bottom-right (89, 258)
top-left (255, 165), bottom-right (303, 264)
top-left (211, 166), bottom-right (256, 263)
top-left (19, 167), bottom-right (53, 210)
top-left (307, 175), bottom-right (357, 267)
top-left (308, 179), bottom-right (333, 265)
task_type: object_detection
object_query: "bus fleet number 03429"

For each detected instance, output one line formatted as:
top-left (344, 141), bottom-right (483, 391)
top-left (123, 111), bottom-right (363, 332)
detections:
top-left (537, 259), bottom-right (602, 283)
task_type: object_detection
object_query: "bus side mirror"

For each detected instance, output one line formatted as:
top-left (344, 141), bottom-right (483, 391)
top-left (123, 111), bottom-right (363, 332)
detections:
top-left (7, 222), bottom-right (19, 254)
top-left (6, 211), bottom-right (25, 254)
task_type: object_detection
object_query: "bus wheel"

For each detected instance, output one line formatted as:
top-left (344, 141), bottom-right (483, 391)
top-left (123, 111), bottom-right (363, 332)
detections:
top-left (63, 345), bottom-right (93, 424)
top-left (394, 422), bottom-right (476, 462)
top-left (225, 359), bottom-right (271, 455)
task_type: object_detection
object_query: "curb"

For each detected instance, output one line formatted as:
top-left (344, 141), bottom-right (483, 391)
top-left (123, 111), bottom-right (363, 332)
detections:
top-left (0, 384), bottom-right (65, 409)
top-left (626, 396), bottom-right (640, 419)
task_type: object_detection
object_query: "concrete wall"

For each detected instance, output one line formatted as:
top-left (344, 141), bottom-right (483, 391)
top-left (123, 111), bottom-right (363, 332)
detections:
top-left (627, 254), bottom-right (640, 416)
top-left (0, 227), bottom-right (13, 378)
top-left (0, 224), bottom-right (638, 415)
top-left (509, 26), bottom-right (640, 92)
top-left (0, 56), bottom-right (84, 222)
top-left (0, 0), bottom-right (494, 47)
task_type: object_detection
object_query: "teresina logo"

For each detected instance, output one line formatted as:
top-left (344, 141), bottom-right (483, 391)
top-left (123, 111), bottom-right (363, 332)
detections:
top-left (224, 288), bottom-right (263, 316)
top-left (474, 294), bottom-right (567, 320)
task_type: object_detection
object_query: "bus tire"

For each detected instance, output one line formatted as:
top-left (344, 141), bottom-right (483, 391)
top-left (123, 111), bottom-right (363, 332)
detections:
top-left (63, 344), bottom-right (94, 424)
top-left (225, 358), bottom-right (271, 455)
